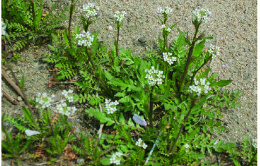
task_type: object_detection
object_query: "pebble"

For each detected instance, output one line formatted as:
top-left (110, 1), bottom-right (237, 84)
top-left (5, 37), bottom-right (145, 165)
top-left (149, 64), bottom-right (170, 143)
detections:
top-left (17, 96), bottom-right (23, 102)
top-left (77, 158), bottom-right (85, 164)
top-left (106, 26), bottom-right (113, 30)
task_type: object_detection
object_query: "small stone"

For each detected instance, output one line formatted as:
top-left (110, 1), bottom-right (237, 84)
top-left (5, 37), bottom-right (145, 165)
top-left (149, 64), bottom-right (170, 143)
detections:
top-left (77, 158), bottom-right (85, 164)
top-left (106, 26), bottom-right (113, 30)
top-left (17, 96), bottom-right (23, 102)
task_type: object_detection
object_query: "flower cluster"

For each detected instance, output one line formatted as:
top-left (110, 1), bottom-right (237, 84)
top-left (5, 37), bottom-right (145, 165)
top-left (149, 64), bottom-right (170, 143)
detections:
top-left (34, 89), bottom-right (77, 117)
top-left (145, 66), bottom-right (165, 86)
top-left (76, 31), bottom-right (94, 47)
top-left (105, 99), bottom-right (119, 114)
top-left (136, 138), bottom-right (148, 149)
top-left (2, 20), bottom-right (7, 36)
top-left (189, 78), bottom-right (211, 96)
top-left (61, 89), bottom-right (74, 102)
top-left (110, 152), bottom-right (122, 165)
top-left (193, 8), bottom-right (211, 23)
top-left (184, 143), bottom-right (190, 149)
top-left (208, 44), bottom-right (220, 58)
top-left (82, 3), bottom-right (99, 18)
top-left (54, 100), bottom-right (77, 117)
top-left (163, 52), bottom-right (176, 65)
top-left (35, 93), bottom-right (55, 109)
top-left (162, 24), bottom-right (171, 33)
top-left (114, 11), bottom-right (126, 22)
top-left (158, 6), bottom-right (173, 14)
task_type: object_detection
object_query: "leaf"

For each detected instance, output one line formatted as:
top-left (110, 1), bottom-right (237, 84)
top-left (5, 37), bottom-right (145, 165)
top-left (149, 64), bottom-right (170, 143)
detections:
top-left (85, 108), bottom-right (114, 124)
top-left (158, 37), bottom-right (164, 51)
top-left (22, 107), bottom-right (34, 126)
top-left (215, 80), bottom-right (232, 87)
top-left (100, 158), bottom-right (111, 165)
top-left (104, 70), bottom-right (114, 81)
top-left (193, 39), bottom-right (205, 56)
top-left (203, 36), bottom-right (213, 40)
top-left (108, 78), bottom-right (128, 90)
top-left (35, 5), bottom-right (43, 30)
top-left (19, 74), bottom-right (25, 90)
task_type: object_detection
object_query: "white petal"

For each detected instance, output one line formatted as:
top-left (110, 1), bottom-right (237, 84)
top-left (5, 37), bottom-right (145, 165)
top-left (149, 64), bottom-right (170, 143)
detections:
top-left (25, 129), bottom-right (40, 136)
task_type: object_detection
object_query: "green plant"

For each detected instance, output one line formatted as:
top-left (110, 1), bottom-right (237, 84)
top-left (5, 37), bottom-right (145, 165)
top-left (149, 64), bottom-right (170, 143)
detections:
top-left (2, 0), bottom-right (68, 51)
top-left (228, 136), bottom-right (257, 166)
top-left (3, 2), bottom-right (255, 165)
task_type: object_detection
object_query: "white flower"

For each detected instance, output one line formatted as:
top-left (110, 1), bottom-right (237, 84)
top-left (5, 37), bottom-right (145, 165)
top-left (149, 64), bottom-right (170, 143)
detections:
top-left (184, 143), bottom-right (190, 149)
top-left (62, 89), bottom-right (74, 102)
top-left (105, 99), bottom-right (119, 114)
top-left (193, 8), bottom-right (211, 23)
top-left (164, 6), bottom-right (173, 14)
top-left (145, 66), bottom-right (165, 86)
top-left (136, 138), bottom-right (148, 149)
top-left (25, 129), bottom-right (40, 136)
top-left (114, 11), bottom-right (126, 22)
top-left (158, 6), bottom-right (172, 14)
top-left (2, 20), bottom-right (7, 36)
top-left (161, 24), bottom-right (171, 33)
top-left (208, 44), bottom-right (220, 58)
top-left (76, 31), bottom-right (94, 47)
top-left (54, 103), bottom-right (77, 117)
top-left (82, 3), bottom-right (98, 18)
top-left (35, 93), bottom-right (55, 109)
top-left (110, 152), bottom-right (123, 165)
top-left (162, 52), bottom-right (176, 65)
top-left (189, 78), bottom-right (211, 96)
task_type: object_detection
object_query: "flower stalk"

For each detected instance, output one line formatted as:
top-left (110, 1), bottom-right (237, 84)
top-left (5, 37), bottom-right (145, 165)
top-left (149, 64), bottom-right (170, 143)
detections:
top-left (178, 22), bottom-right (200, 92)
top-left (68, 0), bottom-right (75, 48)
top-left (149, 86), bottom-right (154, 128)
top-left (169, 100), bottom-right (195, 153)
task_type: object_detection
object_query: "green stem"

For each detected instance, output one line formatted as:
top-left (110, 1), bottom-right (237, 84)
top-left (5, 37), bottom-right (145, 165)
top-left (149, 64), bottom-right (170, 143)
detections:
top-left (149, 86), bottom-right (154, 128)
top-left (86, 48), bottom-right (111, 94)
top-left (169, 100), bottom-right (195, 153)
top-left (190, 55), bottom-right (212, 85)
top-left (178, 25), bottom-right (200, 92)
top-left (31, 1), bottom-right (36, 31)
top-left (68, 0), bottom-right (75, 48)
top-left (116, 22), bottom-right (120, 57)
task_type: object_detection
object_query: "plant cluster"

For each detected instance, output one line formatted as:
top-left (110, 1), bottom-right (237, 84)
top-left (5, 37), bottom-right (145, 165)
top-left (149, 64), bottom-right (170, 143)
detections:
top-left (1, 0), bottom-right (68, 67)
top-left (1, 1), bottom-right (257, 166)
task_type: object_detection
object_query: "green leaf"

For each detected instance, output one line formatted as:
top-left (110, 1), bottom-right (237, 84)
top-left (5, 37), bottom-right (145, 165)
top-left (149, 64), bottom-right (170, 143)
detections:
top-left (100, 158), bottom-right (111, 165)
top-left (85, 108), bottom-right (114, 124)
top-left (120, 145), bottom-right (128, 153)
top-left (203, 36), bottom-right (213, 40)
top-left (35, 5), bottom-right (43, 30)
top-left (22, 107), bottom-right (34, 127)
top-left (158, 37), bottom-right (164, 51)
top-left (19, 75), bottom-right (25, 90)
top-left (108, 78), bottom-right (127, 90)
top-left (193, 39), bottom-right (205, 56)
top-left (215, 80), bottom-right (232, 87)
top-left (170, 23), bottom-right (177, 30)
top-left (158, 16), bottom-right (163, 24)
top-left (104, 70), bottom-right (114, 81)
